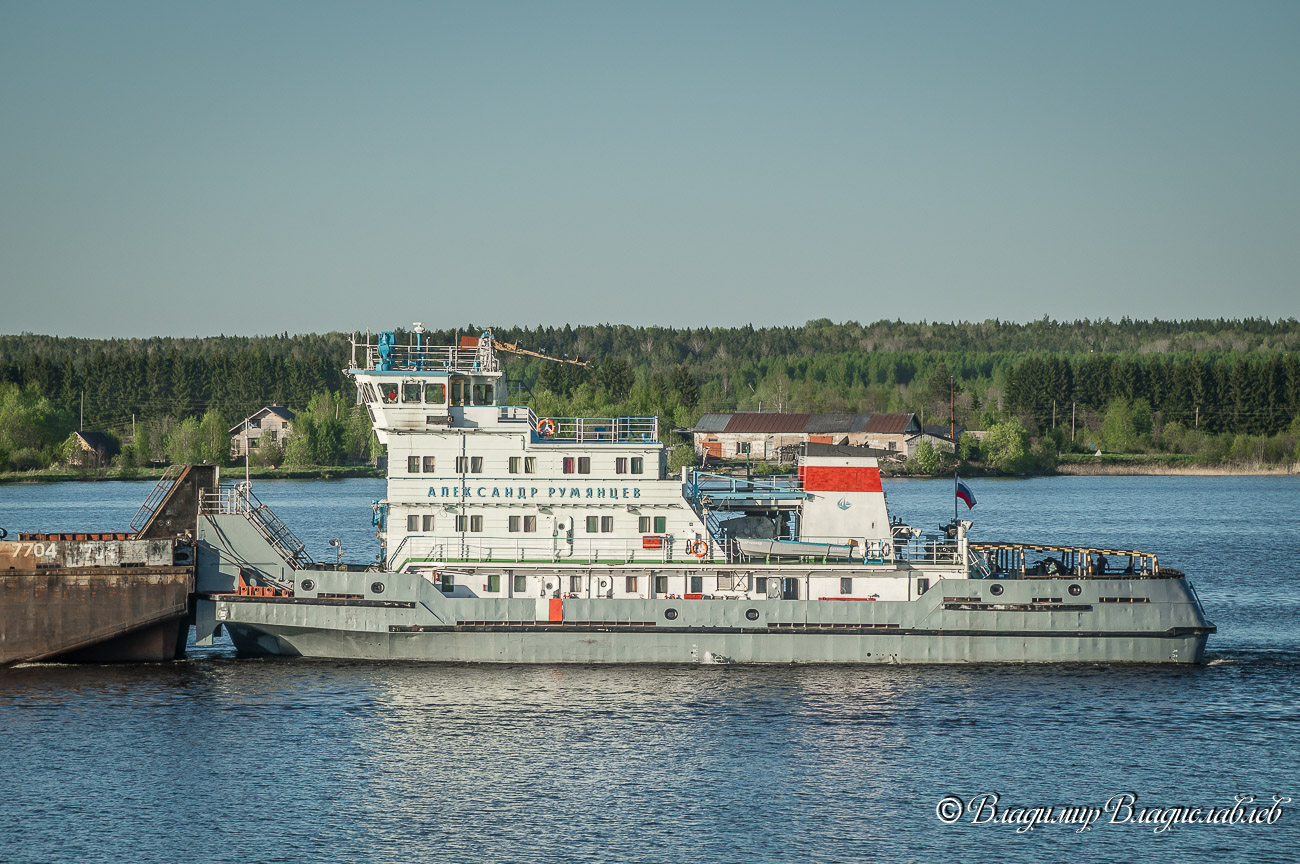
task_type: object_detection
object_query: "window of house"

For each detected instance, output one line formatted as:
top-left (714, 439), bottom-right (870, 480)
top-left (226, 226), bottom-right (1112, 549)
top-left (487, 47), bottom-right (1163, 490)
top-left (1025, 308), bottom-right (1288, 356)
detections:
top-left (586, 516), bottom-right (599, 533)
top-left (470, 515), bottom-right (483, 532)
top-left (638, 516), bottom-right (651, 533)
top-left (563, 457), bottom-right (576, 474)
top-left (487, 574), bottom-right (500, 592)
top-left (267, 430), bottom-right (277, 442)
top-left (570, 575), bottom-right (582, 593)
top-left (631, 457), bottom-right (643, 474)
top-left (523, 515), bottom-right (537, 532)
top-left (403, 383), bottom-right (421, 403)
top-left (248, 438), bottom-right (259, 449)
top-left (654, 516), bottom-right (667, 533)
top-left (470, 457), bottom-right (483, 473)
top-left (509, 516), bottom-right (521, 532)
top-left (690, 575), bottom-right (704, 594)
top-left (888, 441), bottom-right (897, 451)
top-left (736, 442), bottom-right (751, 454)
top-left (426, 383), bottom-right (446, 404)
top-left (600, 516), bottom-right (613, 532)
top-left (422, 514), bottom-right (434, 531)
top-left (578, 457), bottom-right (590, 474)
top-left (455, 456), bottom-right (468, 473)
top-left (616, 457), bottom-right (628, 474)
top-left (654, 575), bottom-right (668, 594)
top-left (840, 577), bottom-right (853, 595)
top-left (625, 575), bottom-right (638, 593)
top-left (407, 514), bottom-right (419, 531)
top-left (408, 456), bottom-right (420, 473)
top-left (509, 457), bottom-right (521, 474)
top-left (513, 574), bottom-right (526, 592)
top-left (524, 457), bottom-right (536, 473)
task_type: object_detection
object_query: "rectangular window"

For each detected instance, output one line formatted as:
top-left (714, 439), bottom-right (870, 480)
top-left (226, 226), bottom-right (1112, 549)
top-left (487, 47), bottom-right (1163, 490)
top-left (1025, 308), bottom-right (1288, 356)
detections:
top-left (470, 456), bottom-right (483, 473)
top-left (455, 456), bottom-right (469, 473)
top-left (513, 574), bottom-right (526, 592)
top-left (422, 514), bottom-right (435, 531)
top-left (486, 574), bottom-right (500, 593)
top-left (586, 516), bottom-right (599, 533)
top-left (600, 516), bottom-right (613, 532)
top-left (403, 383), bottom-right (421, 403)
top-left (423, 456), bottom-right (436, 472)
top-left (508, 516), bottom-right (521, 532)
top-left (654, 575), bottom-right (668, 594)
top-left (840, 577), bottom-right (853, 595)
top-left (441, 572), bottom-right (455, 593)
top-left (267, 430), bottom-right (277, 442)
top-left (407, 514), bottom-right (419, 531)
top-left (615, 457), bottom-right (628, 474)
top-left (473, 383), bottom-right (486, 405)
top-left (383, 385), bottom-right (399, 404)
top-left (631, 457), bottom-right (643, 474)
top-left (570, 575), bottom-right (582, 593)
top-left (483, 384), bottom-right (494, 404)
top-left (455, 515), bottom-right (467, 531)
top-left (524, 457), bottom-right (536, 473)
top-left (509, 457), bottom-right (522, 474)
top-left (578, 457), bottom-right (591, 474)
top-left (917, 577), bottom-right (930, 596)
top-left (563, 457), bottom-right (576, 474)
top-left (523, 515), bottom-right (537, 533)
top-left (408, 455), bottom-right (420, 473)
top-left (638, 516), bottom-right (651, 533)
top-left (470, 515), bottom-right (483, 532)
top-left (754, 576), bottom-right (768, 594)
top-left (654, 516), bottom-right (666, 533)
top-left (690, 575), bottom-right (703, 594)
top-left (736, 442), bottom-right (751, 455)
top-left (450, 379), bottom-right (466, 406)
top-left (625, 575), bottom-right (638, 593)
top-left (425, 383), bottom-right (446, 404)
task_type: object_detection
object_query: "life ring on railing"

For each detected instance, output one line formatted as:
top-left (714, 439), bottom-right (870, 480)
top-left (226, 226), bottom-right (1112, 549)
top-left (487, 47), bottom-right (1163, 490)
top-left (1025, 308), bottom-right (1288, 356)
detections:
top-left (538, 418), bottom-right (557, 437)
top-left (691, 540), bottom-right (709, 559)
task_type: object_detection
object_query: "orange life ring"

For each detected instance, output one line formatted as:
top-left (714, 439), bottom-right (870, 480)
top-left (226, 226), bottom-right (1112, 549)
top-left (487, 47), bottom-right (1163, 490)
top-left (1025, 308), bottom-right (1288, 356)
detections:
top-left (538, 418), bottom-right (557, 437)
top-left (693, 540), bottom-right (709, 559)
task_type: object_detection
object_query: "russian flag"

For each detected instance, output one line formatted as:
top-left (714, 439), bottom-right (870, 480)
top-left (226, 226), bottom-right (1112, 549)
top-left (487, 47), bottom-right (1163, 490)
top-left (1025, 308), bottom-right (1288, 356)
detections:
top-left (956, 477), bottom-right (977, 509)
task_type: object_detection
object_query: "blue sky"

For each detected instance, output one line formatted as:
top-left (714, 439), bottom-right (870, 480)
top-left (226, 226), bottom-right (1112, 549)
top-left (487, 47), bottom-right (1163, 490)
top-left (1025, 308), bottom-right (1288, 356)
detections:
top-left (1, 0), bottom-right (1297, 337)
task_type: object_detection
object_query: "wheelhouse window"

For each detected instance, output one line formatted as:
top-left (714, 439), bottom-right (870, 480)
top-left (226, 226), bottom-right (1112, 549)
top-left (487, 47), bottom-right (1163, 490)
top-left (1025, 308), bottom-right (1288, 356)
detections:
top-left (631, 457), bottom-right (643, 474)
top-left (402, 383), bottom-right (421, 403)
top-left (382, 385), bottom-right (399, 404)
top-left (425, 383), bottom-right (446, 404)
top-left (450, 379), bottom-right (466, 406)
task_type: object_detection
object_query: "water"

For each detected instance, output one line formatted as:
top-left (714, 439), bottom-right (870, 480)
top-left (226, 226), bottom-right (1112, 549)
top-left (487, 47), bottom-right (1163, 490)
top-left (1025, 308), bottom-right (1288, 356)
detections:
top-left (2, 476), bottom-right (1298, 861)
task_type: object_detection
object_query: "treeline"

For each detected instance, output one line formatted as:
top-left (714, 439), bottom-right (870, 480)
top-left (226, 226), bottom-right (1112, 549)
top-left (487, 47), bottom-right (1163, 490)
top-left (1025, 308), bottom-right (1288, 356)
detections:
top-left (2, 318), bottom-right (1298, 473)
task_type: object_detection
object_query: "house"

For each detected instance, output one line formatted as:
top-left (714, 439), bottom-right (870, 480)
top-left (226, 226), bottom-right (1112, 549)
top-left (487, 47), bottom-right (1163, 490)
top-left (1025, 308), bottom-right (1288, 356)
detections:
top-left (69, 431), bottom-right (120, 466)
top-left (691, 412), bottom-right (922, 462)
top-left (230, 405), bottom-right (295, 459)
top-left (915, 424), bottom-right (968, 454)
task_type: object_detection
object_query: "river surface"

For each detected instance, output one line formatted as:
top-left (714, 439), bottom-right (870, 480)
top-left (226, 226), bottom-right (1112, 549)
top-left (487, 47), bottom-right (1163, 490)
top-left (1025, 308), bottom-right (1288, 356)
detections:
top-left (2, 475), bottom-right (1298, 862)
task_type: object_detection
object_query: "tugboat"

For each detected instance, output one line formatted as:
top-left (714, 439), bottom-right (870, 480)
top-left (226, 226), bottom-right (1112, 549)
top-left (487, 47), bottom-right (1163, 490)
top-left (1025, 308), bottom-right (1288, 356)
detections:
top-left (191, 328), bottom-right (1215, 664)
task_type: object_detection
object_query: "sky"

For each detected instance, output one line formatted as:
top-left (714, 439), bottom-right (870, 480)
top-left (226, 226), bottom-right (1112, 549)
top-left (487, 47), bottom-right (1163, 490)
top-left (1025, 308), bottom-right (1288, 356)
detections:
top-left (1, 0), bottom-right (1297, 337)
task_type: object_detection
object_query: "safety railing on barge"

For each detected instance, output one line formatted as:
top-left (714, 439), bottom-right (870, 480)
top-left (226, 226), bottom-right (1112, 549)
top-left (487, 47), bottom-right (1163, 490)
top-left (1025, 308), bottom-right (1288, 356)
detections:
top-left (969, 542), bottom-right (1163, 578)
top-left (200, 483), bottom-right (315, 572)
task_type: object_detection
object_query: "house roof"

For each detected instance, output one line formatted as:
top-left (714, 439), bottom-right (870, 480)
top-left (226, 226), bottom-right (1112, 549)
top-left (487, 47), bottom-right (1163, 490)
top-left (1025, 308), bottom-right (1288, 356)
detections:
top-left (921, 424), bottom-right (967, 442)
top-left (806, 413), bottom-right (867, 433)
top-left (692, 413), bottom-right (732, 433)
top-left (228, 405), bottom-right (296, 435)
top-left (860, 413), bottom-right (920, 435)
top-left (723, 412), bottom-right (812, 434)
top-left (75, 431), bottom-right (120, 456)
top-left (802, 442), bottom-right (892, 460)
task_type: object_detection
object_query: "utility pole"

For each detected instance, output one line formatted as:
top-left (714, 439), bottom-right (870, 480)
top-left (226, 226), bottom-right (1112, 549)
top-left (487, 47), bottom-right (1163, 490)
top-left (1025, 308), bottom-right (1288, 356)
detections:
top-left (80, 391), bottom-right (84, 431)
top-left (1195, 405), bottom-right (1199, 429)
top-left (949, 377), bottom-right (955, 455)
top-left (1071, 402), bottom-right (1076, 442)
top-left (1052, 400), bottom-right (1057, 429)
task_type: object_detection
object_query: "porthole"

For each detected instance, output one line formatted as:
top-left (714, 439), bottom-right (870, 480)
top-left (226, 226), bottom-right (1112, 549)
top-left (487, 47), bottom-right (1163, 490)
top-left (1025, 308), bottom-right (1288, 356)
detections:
top-left (300, 579), bottom-right (316, 592)
top-left (989, 583), bottom-right (1004, 596)
top-left (1068, 583), bottom-right (1082, 597)
top-left (664, 608), bottom-right (679, 621)
top-left (371, 581), bottom-right (385, 595)
top-left (745, 608), bottom-right (760, 621)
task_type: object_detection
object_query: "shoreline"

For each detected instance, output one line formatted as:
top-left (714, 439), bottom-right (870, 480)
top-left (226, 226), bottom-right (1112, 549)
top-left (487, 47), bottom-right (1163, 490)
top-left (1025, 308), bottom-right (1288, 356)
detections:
top-left (0, 466), bottom-right (385, 485)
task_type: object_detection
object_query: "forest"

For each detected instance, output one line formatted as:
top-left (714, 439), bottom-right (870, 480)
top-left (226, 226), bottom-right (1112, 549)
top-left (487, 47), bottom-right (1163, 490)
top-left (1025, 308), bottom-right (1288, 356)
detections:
top-left (1, 317), bottom-right (1298, 474)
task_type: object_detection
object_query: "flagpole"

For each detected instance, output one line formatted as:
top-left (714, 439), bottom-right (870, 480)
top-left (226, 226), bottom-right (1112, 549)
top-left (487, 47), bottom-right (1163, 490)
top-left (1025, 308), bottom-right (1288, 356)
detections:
top-left (954, 469), bottom-right (958, 523)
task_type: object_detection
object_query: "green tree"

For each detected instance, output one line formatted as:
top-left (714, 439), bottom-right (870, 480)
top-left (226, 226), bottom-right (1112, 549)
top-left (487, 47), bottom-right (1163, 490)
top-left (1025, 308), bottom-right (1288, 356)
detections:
top-left (983, 420), bottom-right (1033, 474)
top-left (667, 444), bottom-right (699, 472)
top-left (908, 439), bottom-right (941, 474)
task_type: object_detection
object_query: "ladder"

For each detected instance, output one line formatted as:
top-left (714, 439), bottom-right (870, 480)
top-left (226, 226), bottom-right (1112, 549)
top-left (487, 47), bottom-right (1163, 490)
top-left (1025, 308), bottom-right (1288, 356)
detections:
top-left (130, 464), bottom-right (185, 532)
